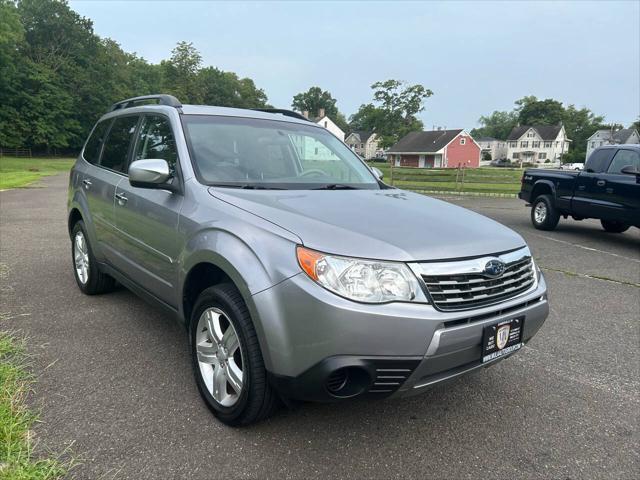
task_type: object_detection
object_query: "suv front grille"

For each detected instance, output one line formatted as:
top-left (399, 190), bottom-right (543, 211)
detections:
top-left (417, 249), bottom-right (536, 311)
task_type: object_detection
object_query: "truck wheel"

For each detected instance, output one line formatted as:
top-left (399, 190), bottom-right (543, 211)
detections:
top-left (71, 221), bottom-right (116, 294)
top-left (531, 195), bottom-right (560, 231)
top-left (600, 220), bottom-right (630, 233)
top-left (190, 284), bottom-right (280, 426)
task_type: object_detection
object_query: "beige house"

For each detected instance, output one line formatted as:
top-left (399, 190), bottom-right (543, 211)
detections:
top-left (345, 131), bottom-right (380, 159)
top-left (506, 125), bottom-right (570, 166)
top-left (475, 136), bottom-right (508, 164)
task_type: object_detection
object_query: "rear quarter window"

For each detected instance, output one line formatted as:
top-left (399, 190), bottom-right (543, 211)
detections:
top-left (83, 120), bottom-right (111, 165)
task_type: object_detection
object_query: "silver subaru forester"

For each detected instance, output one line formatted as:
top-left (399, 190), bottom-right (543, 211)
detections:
top-left (68, 94), bottom-right (548, 426)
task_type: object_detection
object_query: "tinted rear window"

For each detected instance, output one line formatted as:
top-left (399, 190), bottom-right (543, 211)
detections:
top-left (83, 120), bottom-right (111, 165)
top-left (100, 116), bottom-right (139, 173)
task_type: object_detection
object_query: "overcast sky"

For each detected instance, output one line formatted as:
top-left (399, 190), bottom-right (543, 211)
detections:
top-left (70, 0), bottom-right (640, 130)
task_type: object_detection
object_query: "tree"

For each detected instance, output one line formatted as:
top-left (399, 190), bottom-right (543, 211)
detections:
top-left (470, 110), bottom-right (518, 140)
top-left (198, 67), bottom-right (268, 108)
top-left (631, 117), bottom-right (640, 131)
top-left (160, 41), bottom-right (203, 103)
top-left (349, 80), bottom-right (433, 147)
top-left (291, 86), bottom-right (349, 132)
top-left (516, 97), bottom-right (565, 126)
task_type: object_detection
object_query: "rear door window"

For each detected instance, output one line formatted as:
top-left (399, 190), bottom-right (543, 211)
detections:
top-left (585, 149), bottom-right (614, 173)
top-left (83, 120), bottom-right (111, 165)
top-left (100, 116), bottom-right (140, 174)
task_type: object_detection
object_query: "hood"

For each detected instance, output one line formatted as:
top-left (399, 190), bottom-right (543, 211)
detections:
top-left (208, 188), bottom-right (525, 262)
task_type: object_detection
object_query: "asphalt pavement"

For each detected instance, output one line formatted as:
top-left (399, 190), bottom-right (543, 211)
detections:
top-left (1, 174), bottom-right (638, 479)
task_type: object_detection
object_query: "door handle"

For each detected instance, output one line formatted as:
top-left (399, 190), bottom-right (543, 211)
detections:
top-left (596, 180), bottom-right (606, 187)
top-left (82, 179), bottom-right (92, 189)
top-left (578, 185), bottom-right (586, 191)
top-left (115, 193), bottom-right (128, 205)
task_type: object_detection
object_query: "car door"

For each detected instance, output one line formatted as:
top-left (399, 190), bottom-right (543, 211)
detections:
top-left (112, 114), bottom-right (184, 306)
top-left (593, 149), bottom-right (640, 224)
top-left (571, 148), bottom-right (616, 219)
top-left (82, 117), bottom-right (139, 264)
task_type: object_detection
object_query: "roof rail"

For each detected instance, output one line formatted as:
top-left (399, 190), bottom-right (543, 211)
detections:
top-left (110, 94), bottom-right (182, 112)
top-left (252, 108), bottom-right (311, 122)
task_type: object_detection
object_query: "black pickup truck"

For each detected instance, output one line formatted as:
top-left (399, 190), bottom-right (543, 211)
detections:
top-left (519, 145), bottom-right (640, 232)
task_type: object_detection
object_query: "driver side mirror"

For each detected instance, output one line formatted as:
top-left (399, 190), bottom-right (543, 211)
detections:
top-left (620, 165), bottom-right (640, 176)
top-left (129, 159), bottom-right (176, 191)
top-left (371, 166), bottom-right (384, 180)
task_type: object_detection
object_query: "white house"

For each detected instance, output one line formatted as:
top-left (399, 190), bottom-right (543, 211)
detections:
top-left (506, 125), bottom-right (570, 166)
top-left (345, 131), bottom-right (380, 159)
top-left (302, 108), bottom-right (345, 141)
top-left (475, 136), bottom-right (508, 164)
top-left (585, 128), bottom-right (639, 161)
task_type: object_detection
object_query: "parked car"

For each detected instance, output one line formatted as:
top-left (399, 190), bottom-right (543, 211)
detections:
top-left (560, 162), bottom-right (584, 170)
top-left (519, 145), bottom-right (640, 232)
top-left (68, 94), bottom-right (549, 426)
top-left (490, 158), bottom-right (512, 167)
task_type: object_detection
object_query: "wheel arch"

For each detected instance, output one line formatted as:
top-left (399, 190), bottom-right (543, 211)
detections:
top-left (68, 208), bottom-right (83, 236)
top-left (530, 180), bottom-right (555, 202)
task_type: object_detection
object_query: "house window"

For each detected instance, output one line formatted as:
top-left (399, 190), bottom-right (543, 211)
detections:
top-left (591, 142), bottom-right (595, 148)
top-left (555, 141), bottom-right (559, 147)
top-left (314, 147), bottom-right (318, 155)
top-left (513, 153), bottom-right (520, 159)
top-left (538, 152), bottom-right (547, 160)
top-left (532, 141), bottom-right (540, 148)
top-left (509, 142), bottom-right (517, 148)
top-left (360, 143), bottom-right (364, 148)
top-left (544, 142), bottom-right (551, 148)
top-left (460, 138), bottom-right (466, 145)
top-left (527, 132), bottom-right (535, 138)
top-left (521, 141), bottom-right (528, 148)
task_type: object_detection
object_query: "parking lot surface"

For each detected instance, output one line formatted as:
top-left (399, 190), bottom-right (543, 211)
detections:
top-left (1, 174), bottom-right (638, 479)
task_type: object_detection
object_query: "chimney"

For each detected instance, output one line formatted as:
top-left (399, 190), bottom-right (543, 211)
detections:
top-left (318, 108), bottom-right (325, 118)
top-left (302, 110), bottom-right (309, 119)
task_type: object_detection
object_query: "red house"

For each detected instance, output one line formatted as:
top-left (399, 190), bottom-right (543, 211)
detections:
top-left (386, 129), bottom-right (481, 168)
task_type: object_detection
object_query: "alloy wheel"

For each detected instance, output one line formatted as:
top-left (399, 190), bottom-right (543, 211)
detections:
top-left (534, 202), bottom-right (547, 224)
top-left (73, 231), bottom-right (89, 284)
top-left (195, 307), bottom-right (244, 407)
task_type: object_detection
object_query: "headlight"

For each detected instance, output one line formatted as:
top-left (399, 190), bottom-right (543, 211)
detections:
top-left (296, 246), bottom-right (423, 303)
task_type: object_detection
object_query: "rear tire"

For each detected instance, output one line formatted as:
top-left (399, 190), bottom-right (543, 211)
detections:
top-left (531, 194), bottom-right (560, 231)
top-left (71, 221), bottom-right (116, 295)
top-left (600, 219), bottom-right (630, 233)
top-left (190, 284), bottom-right (279, 426)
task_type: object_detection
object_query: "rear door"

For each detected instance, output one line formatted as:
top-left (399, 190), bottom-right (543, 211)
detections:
top-left (82, 116), bottom-right (140, 262)
top-left (112, 114), bottom-right (184, 305)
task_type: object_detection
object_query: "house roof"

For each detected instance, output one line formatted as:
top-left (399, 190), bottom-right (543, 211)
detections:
top-left (507, 125), bottom-right (563, 141)
top-left (588, 128), bottom-right (638, 143)
top-left (475, 136), bottom-right (499, 142)
top-left (387, 129), bottom-right (463, 153)
top-left (346, 130), bottom-right (374, 143)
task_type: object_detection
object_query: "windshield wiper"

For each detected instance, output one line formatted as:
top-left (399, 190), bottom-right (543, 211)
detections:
top-left (208, 183), bottom-right (286, 190)
top-left (312, 184), bottom-right (360, 190)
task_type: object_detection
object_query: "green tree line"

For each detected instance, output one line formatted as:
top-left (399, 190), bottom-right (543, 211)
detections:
top-left (0, 0), bottom-right (269, 152)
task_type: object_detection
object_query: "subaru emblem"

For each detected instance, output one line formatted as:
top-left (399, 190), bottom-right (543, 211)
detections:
top-left (483, 259), bottom-right (505, 278)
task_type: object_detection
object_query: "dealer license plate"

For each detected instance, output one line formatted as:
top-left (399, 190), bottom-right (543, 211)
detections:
top-left (482, 317), bottom-right (524, 363)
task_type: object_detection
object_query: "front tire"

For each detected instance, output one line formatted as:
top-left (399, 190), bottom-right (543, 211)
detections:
top-left (190, 284), bottom-right (279, 426)
top-left (71, 221), bottom-right (115, 294)
top-left (531, 194), bottom-right (560, 231)
top-left (600, 219), bottom-right (630, 233)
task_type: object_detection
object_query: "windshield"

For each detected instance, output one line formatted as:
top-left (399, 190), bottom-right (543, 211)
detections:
top-left (181, 115), bottom-right (380, 189)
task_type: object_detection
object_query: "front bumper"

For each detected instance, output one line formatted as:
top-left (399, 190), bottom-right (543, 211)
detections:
top-left (252, 270), bottom-right (548, 402)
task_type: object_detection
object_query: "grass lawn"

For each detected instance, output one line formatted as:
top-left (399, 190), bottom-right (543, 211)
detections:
top-left (367, 163), bottom-right (523, 194)
top-left (0, 157), bottom-right (75, 190)
top-left (0, 332), bottom-right (69, 479)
